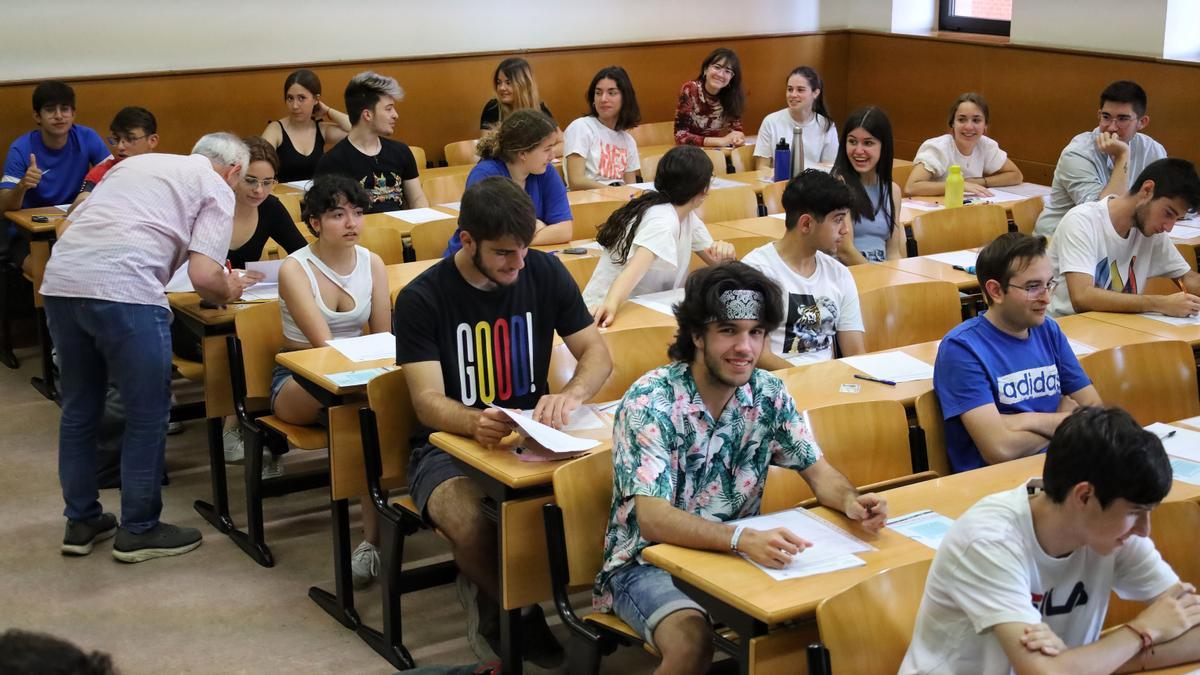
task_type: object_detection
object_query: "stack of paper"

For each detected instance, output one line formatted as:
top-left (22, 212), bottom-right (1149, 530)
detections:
top-left (1145, 423), bottom-right (1200, 462)
top-left (975, 188), bottom-right (1032, 205)
top-left (887, 510), bottom-right (955, 550)
top-left (729, 508), bottom-right (874, 581)
top-left (999, 183), bottom-right (1052, 199)
top-left (326, 333), bottom-right (396, 362)
top-left (924, 250), bottom-right (978, 269)
top-left (518, 405), bottom-right (607, 432)
top-left (840, 352), bottom-right (934, 383)
top-left (1168, 224), bottom-right (1200, 241)
top-left (490, 405), bottom-right (601, 453)
top-left (381, 207), bottom-right (455, 225)
top-left (630, 288), bottom-right (686, 317)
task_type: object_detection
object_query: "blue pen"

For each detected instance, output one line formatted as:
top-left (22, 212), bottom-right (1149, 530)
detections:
top-left (952, 265), bottom-right (976, 274)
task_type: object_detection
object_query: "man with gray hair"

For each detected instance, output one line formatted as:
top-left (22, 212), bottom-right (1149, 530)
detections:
top-left (41, 132), bottom-right (262, 563)
top-left (315, 70), bottom-right (428, 213)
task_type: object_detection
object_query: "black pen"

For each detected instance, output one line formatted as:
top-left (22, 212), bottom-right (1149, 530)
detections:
top-left (1158, 430), bottom-right (1177, 440)
top-left (854, 374), bottom-right (897, 387)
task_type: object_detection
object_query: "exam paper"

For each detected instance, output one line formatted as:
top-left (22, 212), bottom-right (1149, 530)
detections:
top-left (976, 188), bottom-right (1031, 205)
top-left (1138, 312), bottom-right (1200, 326)
top-left (53, 203), bottom-right (71, 212)
top-left (1067, 339), bottom-right (1095, 356)
top-left (840, 351), bottom-right (934, 383)
top-left (239, 283), bottom-right (279, 301)
top-left (630, 288), bottom-right (686, 317)
top-left (381, 207), bottom-right (454, 224)
top-left (490, 405), bottom-right (601, 453)
top-left (326, 367), bottom-right (393, 387)
top-left (1169, 458), bottom-right (1200, 486)
top-left (244, 259), bottom-right (283, 284)
top-left (284, 180), bottom-right (312, 191)
top-left (924, 249), bottom-right (979, 269)
top-left (326, 333), bottom-right (396, 362)
top-left (729, 508), bottom-right (874, 581)
top-left (1168, 224), bottom-right (1200, 241)
top-left (997, 183), bottom-right (1052, 198)
top-left (887, 510), bottom-right (955, 550)
top-left (520, 404), bottom-right (607, 432)
top-left (902, 199), bottom-right (943, 213)
top-left (709, 177), bottom-right (744, 190)
top-left (439, 201), bottom-right (461, 211)
top-left (165, 261), bottom-right (194, 292)
top-left (1145, 423), bottom-right (1200, 463)
top-left (768, 212), bottom-right (787, 220)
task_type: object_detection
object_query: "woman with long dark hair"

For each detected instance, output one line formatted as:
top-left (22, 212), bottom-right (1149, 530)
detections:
top-left (831, 106), bottom-right (904, 264)
top-left (754, 66), bottom-right (839, 170)
top-left (563, 65), bottom-right (642, 189)
top-left (673, 48), bottom-right (746, 147)
top-left (260, 69), bottom-right (351, 182)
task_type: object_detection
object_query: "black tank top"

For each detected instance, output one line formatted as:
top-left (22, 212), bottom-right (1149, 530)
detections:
top-left (275, 120), bottom-right (325, 182)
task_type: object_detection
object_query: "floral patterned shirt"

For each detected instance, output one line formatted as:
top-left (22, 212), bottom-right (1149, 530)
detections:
top-left (593, 361), bottom-right (822, 612)
top-left (673, 79), bottom-right (744, 146)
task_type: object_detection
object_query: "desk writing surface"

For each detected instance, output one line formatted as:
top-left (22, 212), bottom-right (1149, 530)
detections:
top-left (386, 259), bottom-right (440, 294)
top-left (776, 341), bottom-right (938, 411)
top-left (848, 263), bottom-right (940, 295)
top-left (717, 215), bottom-right (786, 240)
top-left (167, 292), bottom-right (247, 326)
top-left (6, 206), bottom-right (64, 236)
top-left (362, 208), bottom-right (456, 237)
top-left (722, 169), bottom-right (779, 194)
top-left (1084, 312), bottom-right (1200, 348)
top-left (879, 254), bottom-right (979, 291)
top-left (275, 347), bottom-right (393, 397)
top-left (1057, 314), bottom-right (1169, 350)
top-left (430, 430), bottom-right (611, 491)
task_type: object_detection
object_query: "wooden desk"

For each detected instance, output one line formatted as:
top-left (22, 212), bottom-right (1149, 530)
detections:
top-left (5, 206), bottom-right (65, 397)
top-left (386, 259), bottom-right (439, 297)
top-left (898, 182), bottom-right (1049, 227)
top-left (778, 341), bottom-right (938, 412)
top-left (723, 169), bottom-right (780, 195)
top-left (431, 425), bottom-right (612, 674)
top-left (1057, 313), bottom-right (1169, 350)
top-left (1084, 312), bottom-right (1200, 349)
top-left (644, 434), bottom-right (1200, 675)
top-left (718, 215), bottom-right (786, 240)
top-left (849, 262), bottom-right (944, 295)
top-left (362, 208), bottom-right (457, 237)
top-left (879, 252), bottom-right (979, 292)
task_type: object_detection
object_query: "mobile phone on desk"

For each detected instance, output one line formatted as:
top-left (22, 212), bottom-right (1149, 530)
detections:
top-left (562, 247), bottom-right (588, 255)
top-left (31, 215), bottom-right (49, 223)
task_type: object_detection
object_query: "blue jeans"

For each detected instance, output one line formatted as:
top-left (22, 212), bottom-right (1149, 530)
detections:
top-left (45, 297), bottom-right (174, 533)
top-left (608, 563), bottom-right (706, 647)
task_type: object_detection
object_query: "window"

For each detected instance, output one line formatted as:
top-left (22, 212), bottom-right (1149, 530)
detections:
top-left (939, 0), bottom-right (1012, 36)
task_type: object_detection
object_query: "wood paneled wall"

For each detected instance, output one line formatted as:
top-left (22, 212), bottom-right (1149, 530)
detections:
top-left (2, 30), bottom-right (1196, 181)
top-left (843, 32), bottom-right (1200, 185)
top-left (0, 34), bottom-right (847, 165)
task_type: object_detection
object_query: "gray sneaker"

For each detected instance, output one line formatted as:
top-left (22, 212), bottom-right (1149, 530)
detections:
top-left (112, 522), bottom-right (203, 563)
top-left (456, 574), bottom-right (501, 662)
top-left (62, 513), bottom-right (118, 556)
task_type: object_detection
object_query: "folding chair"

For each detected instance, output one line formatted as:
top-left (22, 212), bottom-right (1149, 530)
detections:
top-left (909, 203), bottom-right (1008, 256)
top-left (859, 281), bottom-right (962, 352)
top-left (1078, 340), bottom-right (1200, 426)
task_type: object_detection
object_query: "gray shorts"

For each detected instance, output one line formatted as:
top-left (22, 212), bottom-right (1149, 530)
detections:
top-left (407, 442), bottom-right (466, 523)
top-left (608, 563), bottom-right (707, 648)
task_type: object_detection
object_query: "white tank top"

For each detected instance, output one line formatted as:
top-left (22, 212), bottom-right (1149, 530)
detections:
top-left (279, 245), bottom-right (374, 345)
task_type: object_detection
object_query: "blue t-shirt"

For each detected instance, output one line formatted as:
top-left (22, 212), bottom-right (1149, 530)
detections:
top-left (443, 158), bottom-right (573, 257)
top-left (1, 126), bottom-right (110, 208)
top-left (932, 314), bottom-right (1091, 473)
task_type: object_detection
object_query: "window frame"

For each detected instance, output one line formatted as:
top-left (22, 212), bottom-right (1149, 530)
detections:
top-left (938, 0), bottom-right (1012, 36)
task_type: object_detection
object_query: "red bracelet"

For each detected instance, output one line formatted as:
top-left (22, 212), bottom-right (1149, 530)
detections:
top-left (1122, 623), bottom-right (1153, 652)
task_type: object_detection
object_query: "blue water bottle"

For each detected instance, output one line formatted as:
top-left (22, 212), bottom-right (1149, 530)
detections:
top-left (773, 138), bottom-right (790, 182)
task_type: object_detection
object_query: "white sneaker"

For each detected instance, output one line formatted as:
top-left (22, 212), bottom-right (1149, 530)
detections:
top-left (222, 428), bottom-right (244, 462)
top-left (351, 540), bottom-right (380, 589)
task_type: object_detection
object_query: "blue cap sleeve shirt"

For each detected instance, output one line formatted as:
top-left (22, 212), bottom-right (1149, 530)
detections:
top-left (933, 315), bottom-right (1091, 473)
top-left (2, 126), bottom-right (110, 207)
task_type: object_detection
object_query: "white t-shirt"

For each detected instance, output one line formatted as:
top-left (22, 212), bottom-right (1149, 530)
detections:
top-left (582, 203), bottom-right (712, 307)
top-left (753, 109), bottom-right (838, 166)
top-left (1047, 196), bottom-right (1191, 317)
top-left (900, 482), bottom-right (1177, 675)
top-left (741, 244), bottom-right (863, 364)
top-left (563, 116), bottom-right (640, 185)
top-left (912, 133), bottom-right (1009, 180)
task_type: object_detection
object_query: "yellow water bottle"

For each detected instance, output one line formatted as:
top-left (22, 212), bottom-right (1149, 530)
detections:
top-left (945, 164), bottom-right (965, 208)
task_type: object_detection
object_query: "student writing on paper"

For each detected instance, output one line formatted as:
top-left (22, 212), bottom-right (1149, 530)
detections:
top-left (445, 109), bottom-right (573, 256)
top-left (394, 177), bottom-right (612, 668)
top-left (260, 69), bottom-right (351, 182)
top-left (754, 65), bottom-right (839, 170)
top-left (563, 65), bottom-right (641, 190)
top-left (903, 407), bottom-right (1200, 675)
top-left (1, 80), bottom-right (110, 276)
top-left (40, 133), bottom-right (255, 564)
top-left (674, 48), bottom-right (746, 147)
top-left (905, 92), bottom-right (1023, 197)
top-left (583, 145), bottom-right (735, 327)
top-left (934, 233), bottom-right (1101, 473)
top-left (744, 169), bottom-right (865, 369)
top-left (831, 106), bottom-right (904, 264)
top-left (1047, 158), bottom-right (1200, 318)
top-left (314, 71), bottom-right (428, 214)
top-left (273, 174), bottom-right (390, 588)
top-left (1035, 81), bottom-right (1167, 237)
top-left (594, 262), bottom-right (886, 674)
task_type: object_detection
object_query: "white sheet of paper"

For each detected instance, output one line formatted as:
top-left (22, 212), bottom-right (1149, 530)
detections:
top-left (977, 188), bottom-right (1031, 204)
top-left (997, 182), bottom-right (1052, 198)
top-left (709, 177), bottom-right (744, 190)
top-left (1145, 423), bottom-right (1200, 462)
top-left (1168, 224), bottom-right (1200, 241)
top-left (53, 203), bottom-right (71, 212)
top-left (1067, 339), bottom-right (1095, 356)
top-left (1138, 312), bottom-right (1200, 326)
top-left (887, 510), bottom-right (955, 550)
top-left (768, 212), bottom-right (786, 220)
top-left (244, 259), bottom-right (283, 284)
top-left (165, 260), bottom-right (194, 292)
top-left (729, 508), bottom-right (874, 581)
top-left (583, 240), bottom-right (604, 251)
top-left (627, 181), bottom-right (656, 190)
top-left (1176, 415), bottom-right (1200, 429)
top-left (1169, 458), bottom-right (1200, 486)
top-left (381, 207), bottom-right (454, 224)
top-left (490, 405), bottom-right (601, 453)
top-left (239, 283), bottom-right (279, 301)
top-left (326, 333), bottom-right (396, 362)
top-left (840, 351), bottom-right (934, 383)
top-left (902, 199), bottom-right (943, 212)
top-left (438, 201), bottom-right (461, 211)
top-left (326, 366), bottom-right (394, 387)
top-left (630, 288), bottom-right (686, 317)
top-left (520, 404), bottom-right (606, 432)
top-left (284, 180), bottom-right (312, 191)
top-left (924, 250), bottom-right (979, 268)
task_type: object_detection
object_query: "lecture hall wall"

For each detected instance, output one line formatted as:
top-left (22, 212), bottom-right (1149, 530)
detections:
top-left (1, 0), bottom-right (1196, 178)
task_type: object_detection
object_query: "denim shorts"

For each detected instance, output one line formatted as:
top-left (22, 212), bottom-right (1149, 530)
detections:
top-left (269, 364), bottom-right (293, 409)
top-left (407, 442), bottom-right (466, 523)
top-left (608, 563), bottom-right (707, 647)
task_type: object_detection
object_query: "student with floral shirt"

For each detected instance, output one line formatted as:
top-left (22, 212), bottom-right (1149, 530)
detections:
top-left (593, 261), bottom-right (888, 674)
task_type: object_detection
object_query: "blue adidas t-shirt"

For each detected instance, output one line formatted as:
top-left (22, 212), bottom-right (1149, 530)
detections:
top-left (1, 126), bottom-right (110, 208)
top-left (443, 158), bottom-right (573, 257)
top-left (933, 314), bottom-right (1091, 473)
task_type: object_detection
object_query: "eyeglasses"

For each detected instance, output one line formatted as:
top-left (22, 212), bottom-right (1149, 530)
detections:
top-left (106, 134), bottom-right (146, 145)
top-left (708, 64), bottom-right (734, 76)
top-left (242, 176), bottom-right (279, 189)
top-left (1098, 111), bottom-right (1137, 125)
top-left (1006, 279), bottom-right (1059, 296)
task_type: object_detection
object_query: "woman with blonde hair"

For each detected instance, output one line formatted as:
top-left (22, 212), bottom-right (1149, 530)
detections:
top-left (479, 57), bottom-right (554, 131)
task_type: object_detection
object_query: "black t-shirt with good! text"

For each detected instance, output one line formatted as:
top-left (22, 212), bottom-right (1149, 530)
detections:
top-left (394, 250), bottom-right (593, 443)
top-left (315, 137), bottom-right (419, 213)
